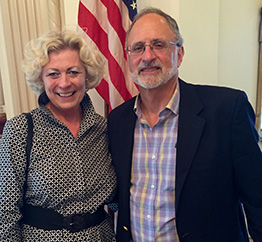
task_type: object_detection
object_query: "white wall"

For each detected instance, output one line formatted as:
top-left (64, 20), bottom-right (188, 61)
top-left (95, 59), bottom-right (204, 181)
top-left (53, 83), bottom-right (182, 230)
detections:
top-left (179, 0), bottom-right (260, 109)
top-left (64, 0), bottom-right (261, 110)
top-left (137, 0), bottom-right (179, 19)
top-left (218, 0), bottom-right (260, 108)
top-left (179, 0), bottom-right (220, 86)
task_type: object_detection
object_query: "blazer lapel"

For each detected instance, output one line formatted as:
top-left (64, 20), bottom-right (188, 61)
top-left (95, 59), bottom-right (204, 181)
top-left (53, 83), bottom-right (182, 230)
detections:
top-left (117, 98), bottom-right (137, 192)
top-left (175, 80), bottom-right (206, 210)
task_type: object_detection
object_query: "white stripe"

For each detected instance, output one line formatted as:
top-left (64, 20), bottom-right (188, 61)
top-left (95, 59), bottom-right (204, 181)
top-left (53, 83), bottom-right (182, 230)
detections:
top-left (107, 19), bottom-right (138, 96)
top-left (79, 0), bottom-right (138, 107)
top-left (81, 0), bottom-right (108, 34)
top-left (109, 81), bottom-right (125, 108)
top-left (114, 0), bottom-right (133, 31)
top-left (78, 26), bottom-right (125, 108)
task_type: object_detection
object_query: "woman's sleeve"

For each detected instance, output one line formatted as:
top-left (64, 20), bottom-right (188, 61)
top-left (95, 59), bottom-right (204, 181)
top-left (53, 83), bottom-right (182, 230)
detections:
top-left (0, 115), bottom-right (28, 241)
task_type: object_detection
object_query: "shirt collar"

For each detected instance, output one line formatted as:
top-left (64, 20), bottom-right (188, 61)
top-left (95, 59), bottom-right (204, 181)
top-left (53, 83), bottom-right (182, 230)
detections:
top-left (38, 91), bottom-right (99, 130)
top-left (133, 81), bottom-right (180, 118)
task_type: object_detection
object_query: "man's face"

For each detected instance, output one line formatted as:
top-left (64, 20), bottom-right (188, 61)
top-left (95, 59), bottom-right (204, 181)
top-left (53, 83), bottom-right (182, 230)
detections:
top-left (127, 13), bottom-right (184, 89)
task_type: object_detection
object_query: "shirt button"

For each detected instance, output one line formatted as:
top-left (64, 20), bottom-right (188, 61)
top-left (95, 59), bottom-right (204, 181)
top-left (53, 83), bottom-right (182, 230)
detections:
top-left (152, 154), bottom-right (156, 159)
top-left (147, 215), bottom-right (151, 220)
top-left (151, 184), bottom-right (155, 189)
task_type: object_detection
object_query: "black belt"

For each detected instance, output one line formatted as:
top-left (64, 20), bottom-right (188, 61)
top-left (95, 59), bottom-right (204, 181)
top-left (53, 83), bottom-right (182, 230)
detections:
top-left (21, 204), bottom-right (106, 233)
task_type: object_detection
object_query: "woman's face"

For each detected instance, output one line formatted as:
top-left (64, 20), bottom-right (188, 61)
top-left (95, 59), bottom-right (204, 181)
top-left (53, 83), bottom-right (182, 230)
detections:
top-left (41, 48), bottom-right (86, 115)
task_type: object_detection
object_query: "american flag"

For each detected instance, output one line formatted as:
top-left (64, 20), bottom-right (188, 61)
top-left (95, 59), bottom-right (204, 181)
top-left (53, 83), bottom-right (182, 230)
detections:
top-left (78, 0), bottom-right (139, 113)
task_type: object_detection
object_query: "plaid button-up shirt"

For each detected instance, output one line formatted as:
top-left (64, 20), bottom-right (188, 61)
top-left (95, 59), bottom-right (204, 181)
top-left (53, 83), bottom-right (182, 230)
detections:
top-left (131, 84), bottom-right (180, 242)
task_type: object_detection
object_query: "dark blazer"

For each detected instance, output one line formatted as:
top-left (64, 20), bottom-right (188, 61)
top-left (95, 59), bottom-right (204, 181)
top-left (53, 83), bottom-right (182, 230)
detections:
top-left (108, 79), bottom-right (262, 242)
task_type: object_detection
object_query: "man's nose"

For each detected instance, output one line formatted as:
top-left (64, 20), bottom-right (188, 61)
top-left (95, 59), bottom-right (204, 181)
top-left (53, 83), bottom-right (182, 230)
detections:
top-left (142, 44), bottom-right (156, 60)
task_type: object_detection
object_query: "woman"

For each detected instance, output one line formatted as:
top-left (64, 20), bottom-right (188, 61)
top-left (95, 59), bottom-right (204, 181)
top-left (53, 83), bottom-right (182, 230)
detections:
top-left (0, 30), bottom-right (117, 241)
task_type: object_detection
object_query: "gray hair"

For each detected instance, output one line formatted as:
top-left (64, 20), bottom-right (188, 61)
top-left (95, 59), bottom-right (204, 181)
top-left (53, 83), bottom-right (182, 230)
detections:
top-left (126, 7), bottom-right (183, 47)
top-left (22, 30), bottom-right (104, 96)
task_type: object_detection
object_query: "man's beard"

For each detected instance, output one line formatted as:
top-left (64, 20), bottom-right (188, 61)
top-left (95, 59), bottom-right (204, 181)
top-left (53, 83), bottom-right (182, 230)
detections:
top-left (130, 63), bottom-right (177, 89)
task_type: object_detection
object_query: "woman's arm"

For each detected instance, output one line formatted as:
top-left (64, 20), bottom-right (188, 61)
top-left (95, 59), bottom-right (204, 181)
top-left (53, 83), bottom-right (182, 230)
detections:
top-left (0, 114), bottom-right (29, 241)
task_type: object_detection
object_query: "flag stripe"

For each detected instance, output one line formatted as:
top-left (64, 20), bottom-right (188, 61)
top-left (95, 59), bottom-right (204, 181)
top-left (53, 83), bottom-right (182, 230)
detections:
top-left (78, 0), bottom-right (138, 112)
top-left (95, 79), bottom-right (110, 106)
top-left (101, 0), bottom-right (127, 55)
top-left (78, 1), bottom-right (132, 102)
top-left (77, 26), bottom-right (126, 111)
top-left (78, 2), bottom-right (107, 55)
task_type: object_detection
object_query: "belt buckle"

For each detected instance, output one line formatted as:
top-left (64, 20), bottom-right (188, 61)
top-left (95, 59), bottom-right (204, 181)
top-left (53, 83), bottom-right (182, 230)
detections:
top-left (64, 214), bottom-right (86, 233)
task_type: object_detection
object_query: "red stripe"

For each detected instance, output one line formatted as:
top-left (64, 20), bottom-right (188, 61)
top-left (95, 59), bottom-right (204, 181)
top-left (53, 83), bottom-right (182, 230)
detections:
top-left (95, 79), bottom-right (112, 113)
top-left (101, 0), bottom-right (127, 59)
top-left (95, 78), bottom-right (110, 104)
top-left (78, 2), bottom-right (132, 102)
top-left (78, 2), bottom-right (108, 55)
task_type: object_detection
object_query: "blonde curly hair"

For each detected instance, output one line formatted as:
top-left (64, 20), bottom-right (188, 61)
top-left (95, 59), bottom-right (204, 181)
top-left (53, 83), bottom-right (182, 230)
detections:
top-left (22, 30), bottom-right (105, 96)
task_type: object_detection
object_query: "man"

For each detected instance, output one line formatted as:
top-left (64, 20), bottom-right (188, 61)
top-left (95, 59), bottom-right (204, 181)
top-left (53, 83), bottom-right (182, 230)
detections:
top-left (108, 7), bottom-right (262, 242)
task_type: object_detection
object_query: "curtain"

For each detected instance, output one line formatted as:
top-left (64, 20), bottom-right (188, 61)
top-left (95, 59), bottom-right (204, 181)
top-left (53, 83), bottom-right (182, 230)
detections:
top-left (0, 0), bottom-right (65, 119)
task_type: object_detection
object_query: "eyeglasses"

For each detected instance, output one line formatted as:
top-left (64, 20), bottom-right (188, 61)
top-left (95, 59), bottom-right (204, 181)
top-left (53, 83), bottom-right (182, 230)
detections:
top-left (125, 39), bottom-right (178, 56)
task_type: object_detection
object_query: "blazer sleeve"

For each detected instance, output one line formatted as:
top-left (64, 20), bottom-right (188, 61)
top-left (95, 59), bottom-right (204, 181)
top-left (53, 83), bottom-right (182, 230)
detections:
top-left (231, 92), bottom-right (262, 241)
